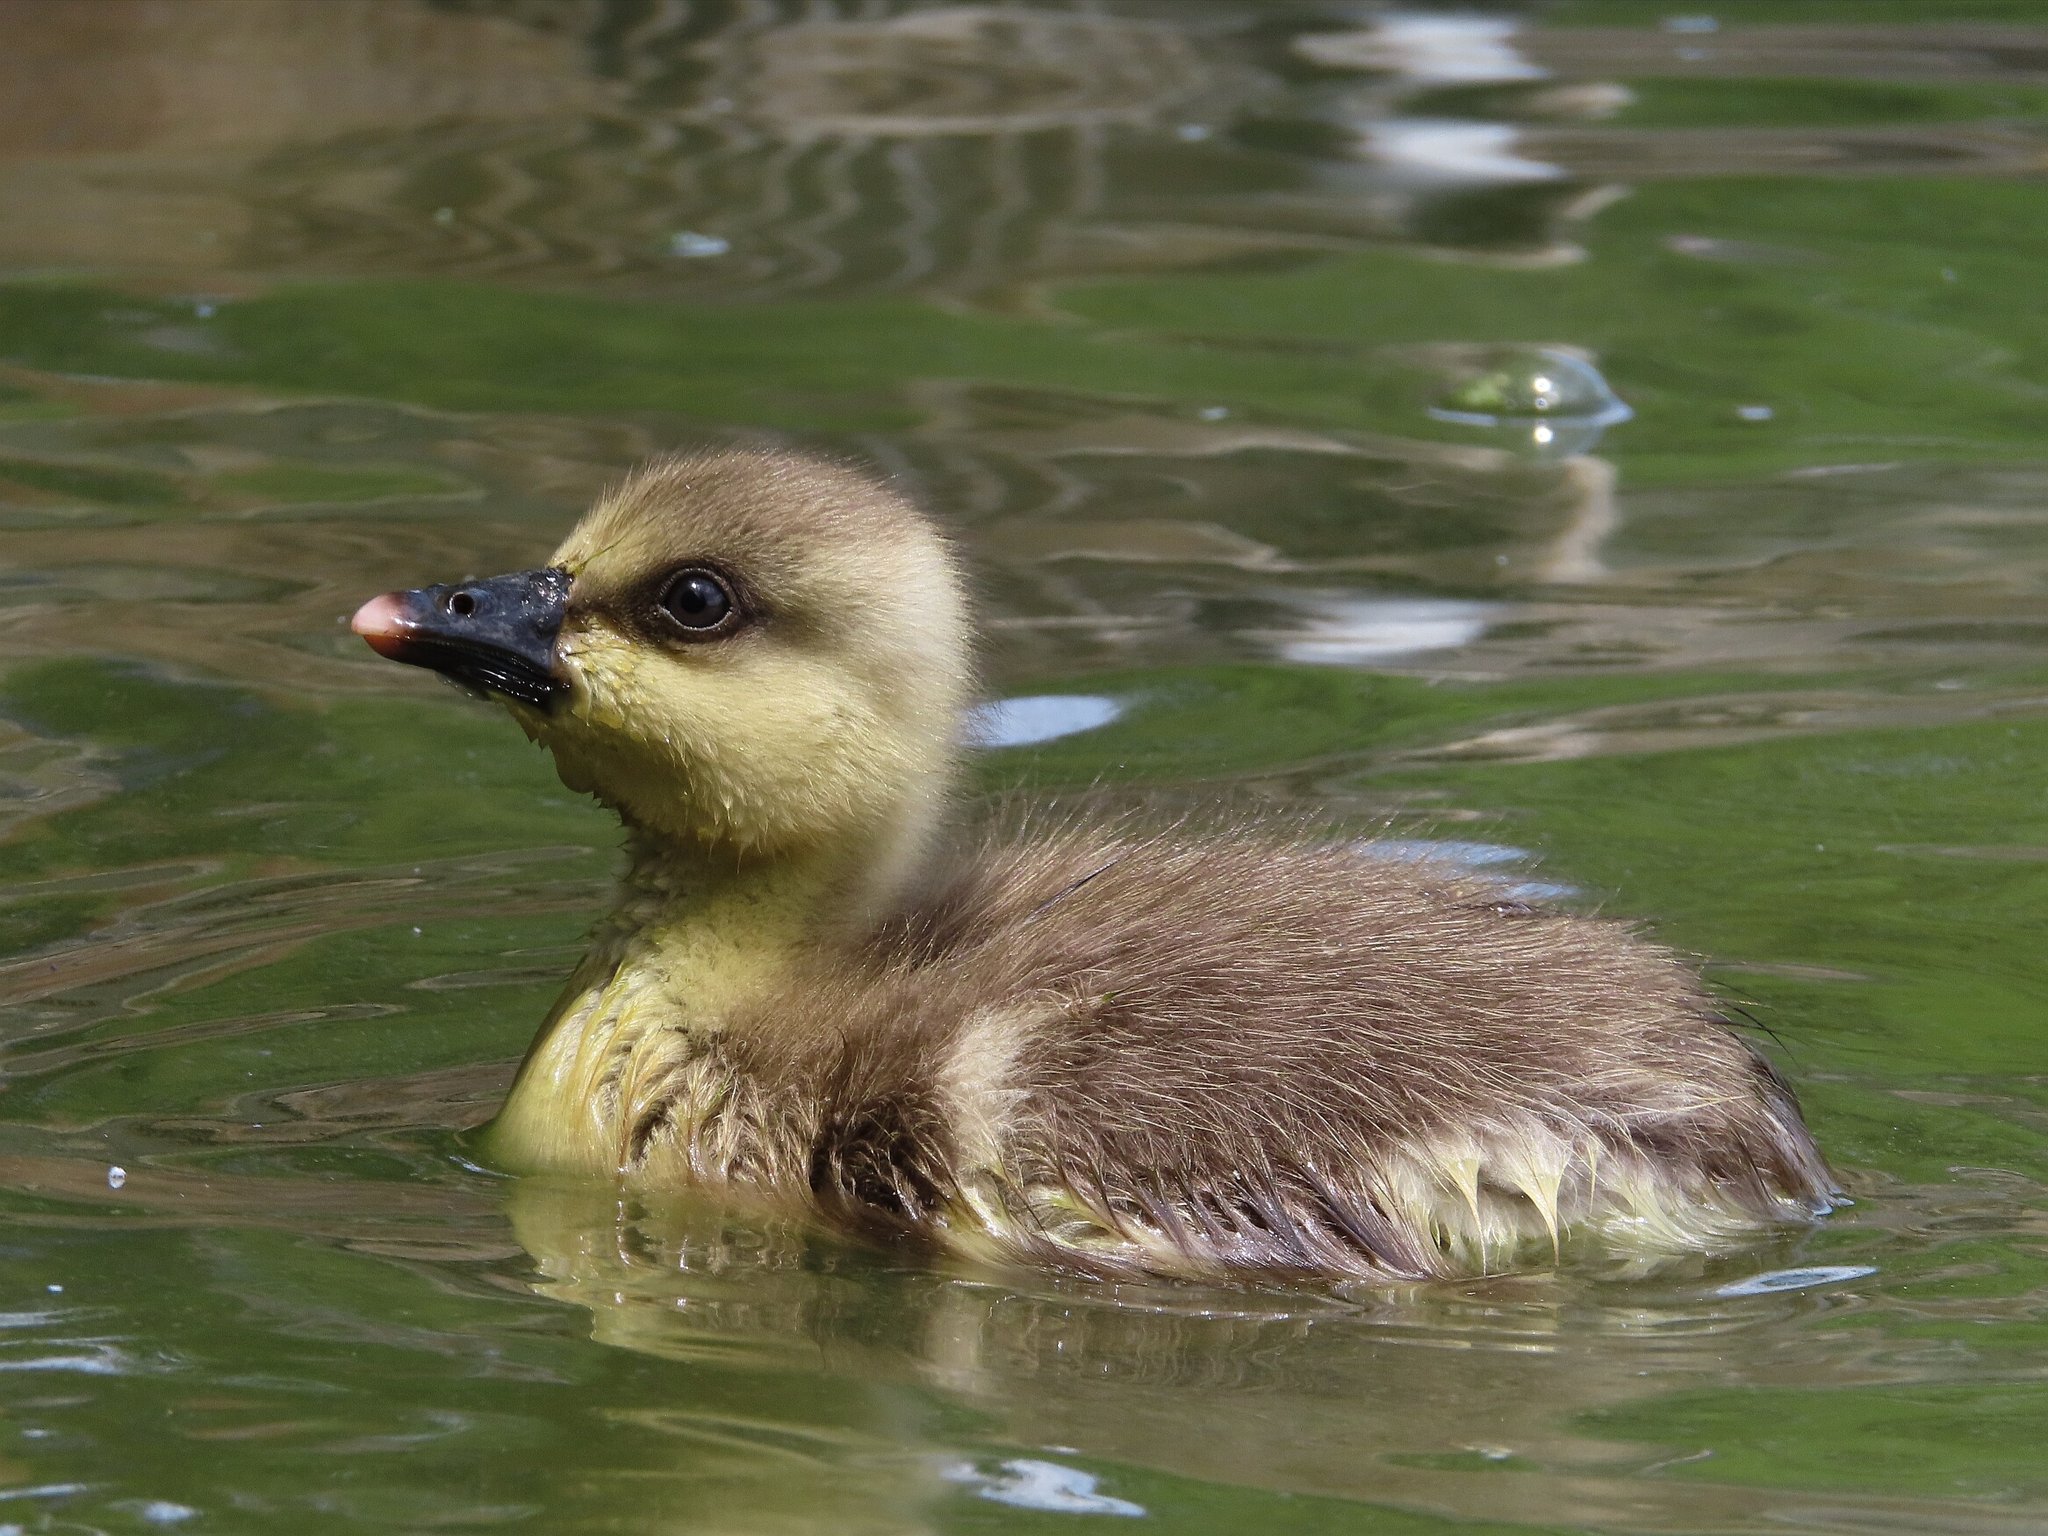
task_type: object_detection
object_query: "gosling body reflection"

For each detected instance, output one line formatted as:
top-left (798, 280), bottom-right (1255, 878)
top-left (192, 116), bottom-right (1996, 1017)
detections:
top-left (353, 449), bottom-right (1833, 1281)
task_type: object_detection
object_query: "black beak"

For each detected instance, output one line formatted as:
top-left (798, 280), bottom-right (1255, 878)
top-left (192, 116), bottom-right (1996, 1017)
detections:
top-left (351, 568), bottom-right (572, 710)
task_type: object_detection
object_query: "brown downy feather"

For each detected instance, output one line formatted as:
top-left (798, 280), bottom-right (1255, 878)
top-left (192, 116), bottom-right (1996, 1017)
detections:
top-left (645, 822), bottom-right (1836, 1282)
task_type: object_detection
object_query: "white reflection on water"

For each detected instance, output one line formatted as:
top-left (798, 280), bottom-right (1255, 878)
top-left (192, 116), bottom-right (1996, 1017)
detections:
top-left (1360, 839), bottom-right (1575, 901)
top-left (0, 1343), bottom-right (137, 1376)
top-left (1364, 839), bottom-right (1527, 868)
top-left (1297, 13), bottom-right (1561, 191)
top-left (1266, 596), bottom-right (1492, 666)
top-left (0, 1482), bottom-right (91, 1504)
top-left (1716, 1265), bottom-right (1879, 1297)
top-left (943, 1458), bottom-right (1146, 1518)
top-left (1295, 14), bottom-right (1548, 84)
top-left (967, 695), bottom-right (1123, 748)
top-left (1362, 120), bottom-right (1562, 186)
top-left (115, 1499), bottom-right (199, 1526)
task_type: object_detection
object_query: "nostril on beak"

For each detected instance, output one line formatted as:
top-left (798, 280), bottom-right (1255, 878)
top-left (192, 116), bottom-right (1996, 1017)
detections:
top-left (448, 590), bottom-right (478, 618)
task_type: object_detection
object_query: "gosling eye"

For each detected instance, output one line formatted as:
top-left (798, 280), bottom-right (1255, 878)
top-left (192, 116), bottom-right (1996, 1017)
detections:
top-left (656, 567), bottom-right (739, 636)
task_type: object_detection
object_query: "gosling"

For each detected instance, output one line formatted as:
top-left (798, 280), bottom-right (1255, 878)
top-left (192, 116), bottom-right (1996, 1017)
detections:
top-left (352, 449), bottom-right (1834, 1281)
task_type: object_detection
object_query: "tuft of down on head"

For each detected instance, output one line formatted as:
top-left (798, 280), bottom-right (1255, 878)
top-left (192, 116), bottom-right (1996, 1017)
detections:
top-left (515, 450), bottom-right (973, 877)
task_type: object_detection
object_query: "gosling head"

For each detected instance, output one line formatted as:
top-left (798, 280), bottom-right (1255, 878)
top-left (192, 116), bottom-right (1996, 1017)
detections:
top-left (352, 450), bottom-right (973, 880)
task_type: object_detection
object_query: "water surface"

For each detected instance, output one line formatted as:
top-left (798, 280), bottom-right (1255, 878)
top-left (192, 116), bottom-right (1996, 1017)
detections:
top-left (1, 3), bottom-right (2045, 1531)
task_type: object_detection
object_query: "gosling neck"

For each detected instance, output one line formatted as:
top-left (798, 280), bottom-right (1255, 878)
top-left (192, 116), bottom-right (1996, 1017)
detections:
top-left (481, 811), bottom-right (932, 1178)
top-left (605, 831), bottom-right (861, 1027)
top-left (606, 781), bottom-right (948, 1027)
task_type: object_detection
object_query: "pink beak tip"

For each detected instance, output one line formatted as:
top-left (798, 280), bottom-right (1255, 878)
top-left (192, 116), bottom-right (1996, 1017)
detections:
top-left (351, 592), bottom-right (412, 659)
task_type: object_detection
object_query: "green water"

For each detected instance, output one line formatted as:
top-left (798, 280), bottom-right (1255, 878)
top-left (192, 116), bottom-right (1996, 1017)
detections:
top-left (1, 2), bottom-right (2045, 1530)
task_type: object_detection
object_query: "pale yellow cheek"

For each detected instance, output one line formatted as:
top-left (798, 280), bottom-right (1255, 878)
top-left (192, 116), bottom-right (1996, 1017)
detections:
top-left (531, 628), bottom-right (919, 848)
top-left (651, 660), bottom-right (910, 839)
top-left (565, 633), bottom-right (845, 776)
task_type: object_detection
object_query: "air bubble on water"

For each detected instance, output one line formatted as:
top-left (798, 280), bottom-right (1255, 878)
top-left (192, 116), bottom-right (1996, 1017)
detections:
top-left (1428, 346), bottom-right (1631, 455)
top-left (107, 1166), bottom-right (126, 1190)
top-left (1736, 404), bottom-right (1774, 422)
